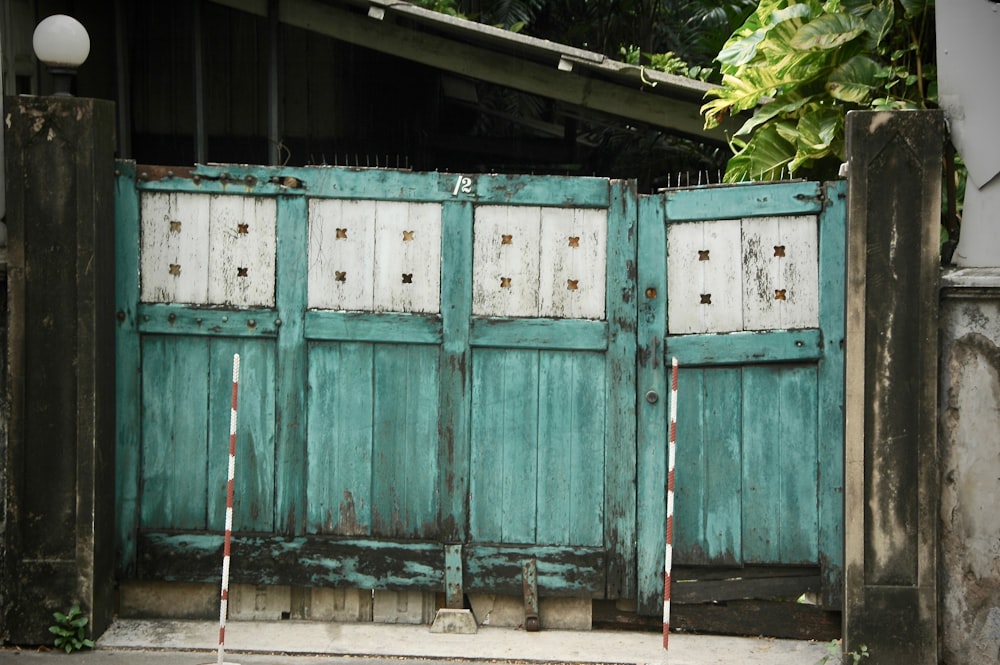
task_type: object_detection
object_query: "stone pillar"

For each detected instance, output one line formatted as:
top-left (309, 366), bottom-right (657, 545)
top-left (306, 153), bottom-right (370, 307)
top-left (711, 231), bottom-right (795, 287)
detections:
top-left (3, 96), bottom-right (116, 644)
top-left (843, 110), bottom-right (943, 664)
top-left (939, 269), bottom-right (1000, 664)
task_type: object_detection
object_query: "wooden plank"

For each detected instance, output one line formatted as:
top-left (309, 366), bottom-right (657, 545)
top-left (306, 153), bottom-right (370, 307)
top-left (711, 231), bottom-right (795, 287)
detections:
top-left (469, 349), bottom-right (540, 543)
top-left (304, 311), bottom-right (442, 344)
top-left (742, 365), bottom-right (819, 565)
top-left (137, 303), bottom-right (279, 337)
top-left (670, 599), bottom-right (841, 641)
top-left (463, 544), bottom-right (607, 597)
top-left (307, 198), bottom-right (376, 311)
top-left (635, 194), bottom-right (668, 615)
top-left (536, 351), bottom-right (605, 547)
top-left (139, 336), bottom-right (210, 530)
top-left (137, 532), bottom-right (444, 590)
top-left (140, 191), bottom-right (211, 304)
top-left (675, 368), bottom-right (708, 563)
top-left (306, 342), bottom-right (374, 535)
top-left (473, 204), bottom-right (541, 318)
top-left (136, 164), bottom-right (613, 207)
top-left (207, 194), bottom-right (276, 307)
top-left (741, 215), bottom-right (819, 331)
top-left (371, 345), bottom-right (441, 538)
top-left (817, 180), bottom-right (847, 607)
top-left (274, 195), bottom-right (309, 535)
top-left (603, 180), bottom-right (638, 599)
top-left (538, 207), bottom-right (606, 320)
top-left (777, 366), bottom-right (819, 563)
top-left (469, 318), bottom-right (607, 350)
top-left (373, 201), bottom-right (442, 313)
top-left (667, 219), bottom-right (742, 334)
top-left (701, 368), bottom-right (744, 565)
top-left (671, 571), bottom-right (820, 603)
top-left (663, 181), bottom-right (825, 222)
top-left (666, 329), bottom-right (823, 366)
top-left (741, 365), bottom-right (782, 563)
top-left (116, 162), bottom-right (143, 576)
top-left (439, 201), bottom-right (474, 542)
top-left (208, 339), bottom-right (276, 533)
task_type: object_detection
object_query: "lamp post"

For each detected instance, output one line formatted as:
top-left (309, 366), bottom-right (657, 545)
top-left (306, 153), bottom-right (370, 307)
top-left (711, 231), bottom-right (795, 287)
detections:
top-left (32, 14), bottom-right (90, 96)
top-left (4, 13), bottom-right (115, 645)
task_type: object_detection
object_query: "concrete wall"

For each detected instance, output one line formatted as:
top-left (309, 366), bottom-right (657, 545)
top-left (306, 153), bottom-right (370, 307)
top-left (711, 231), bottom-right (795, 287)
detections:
top-left (939, 268), bottom-right (1000, 663)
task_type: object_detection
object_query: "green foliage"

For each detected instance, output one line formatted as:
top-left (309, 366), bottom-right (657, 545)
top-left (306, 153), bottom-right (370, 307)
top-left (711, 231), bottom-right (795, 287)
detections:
top-left (620, 45), bottom-right (714, 81)
top-left (49, 604), bottom-right (95, 654)
top-left (817, 639), bottom-right (870, 665)
top-left (413, 0), bottom-right (467, 17)
top-left (702, 0), bottom-right (936, 182)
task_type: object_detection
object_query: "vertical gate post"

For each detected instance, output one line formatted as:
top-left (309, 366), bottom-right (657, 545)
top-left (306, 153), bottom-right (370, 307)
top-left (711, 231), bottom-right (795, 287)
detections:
top-left (844, 110), bottom-right (943, 664)
top-left (3, 96), bottom-right (116, 643)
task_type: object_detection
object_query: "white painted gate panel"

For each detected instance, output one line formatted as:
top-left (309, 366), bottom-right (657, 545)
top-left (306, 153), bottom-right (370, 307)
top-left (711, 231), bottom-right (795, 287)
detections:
top-left (667, 219), bottom-right (743, 334)
top-left (140, 192), bottom-right (275, 307)
top-left (538, 207), bottom-right (606, 320)
top-left (307, 200), bottom-right (442, 313)
top-left (742, 215), bottom-right (819, 331)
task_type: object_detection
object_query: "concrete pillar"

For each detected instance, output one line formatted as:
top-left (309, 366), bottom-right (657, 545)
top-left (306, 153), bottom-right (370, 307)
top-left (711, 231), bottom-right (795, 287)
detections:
top-left (939, 269), bottom-right (1000, 664)
top-left (3, 96), bottom-right (116, 644)
top-left (843, 110), bottom-right (943, 664)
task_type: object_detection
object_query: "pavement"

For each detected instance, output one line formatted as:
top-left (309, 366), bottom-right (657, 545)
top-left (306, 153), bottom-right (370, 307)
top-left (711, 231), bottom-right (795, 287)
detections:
top-left (0, 619), bottom-right (834, 665)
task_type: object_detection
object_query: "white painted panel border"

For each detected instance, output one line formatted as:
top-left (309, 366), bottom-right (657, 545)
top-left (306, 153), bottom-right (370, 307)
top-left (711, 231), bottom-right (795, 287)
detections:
top-left (539, 207), bottom-right (607, 320)
top-left (308, 199), bottom-right (377, 311)
top-left (473, 205), bottom-right (542, 318)
top-left (668, 219), bottom-right (742, 334)
top-left (308, 200), bottom-right (442, 313)
top-left (373, 201), bottom-right (442, 314)
top-left (141, 192), bottom-right (276, 307)
top-left (140, 191), bottom-right (211, 304)
top-left (742, 215), bottom-right (819, 331)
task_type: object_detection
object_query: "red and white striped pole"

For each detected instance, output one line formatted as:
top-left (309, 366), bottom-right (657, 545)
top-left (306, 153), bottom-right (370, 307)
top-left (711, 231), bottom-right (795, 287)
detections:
top-left (217, 353), bottom-right (240, 665)
top-left (663, 356), bottom-right (678, 649)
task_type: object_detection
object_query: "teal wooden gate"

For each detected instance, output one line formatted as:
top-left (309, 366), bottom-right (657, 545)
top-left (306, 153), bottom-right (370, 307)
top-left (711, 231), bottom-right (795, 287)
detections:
top-left (636, 181), bottom-right (846, 613)
top-left (115, 164), bottom-right (844, 614)
top-left (115, 163), bottom-right (637, 601)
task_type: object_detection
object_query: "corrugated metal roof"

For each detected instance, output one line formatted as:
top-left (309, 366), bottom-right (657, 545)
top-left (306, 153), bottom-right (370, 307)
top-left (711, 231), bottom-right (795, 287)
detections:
top-left (210, 0), bottom-right (740, 142)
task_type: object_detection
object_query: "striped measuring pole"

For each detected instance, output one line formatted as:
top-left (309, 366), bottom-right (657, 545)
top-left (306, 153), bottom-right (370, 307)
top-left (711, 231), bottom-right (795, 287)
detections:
top-left (217, 353), bottom-right (240, 665)
top-left (663, 357), bottom-right (678, 649)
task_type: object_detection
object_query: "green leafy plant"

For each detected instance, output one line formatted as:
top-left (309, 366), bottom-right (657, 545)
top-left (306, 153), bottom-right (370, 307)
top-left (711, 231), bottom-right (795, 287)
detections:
top-left (49, 604), bottom-right (95, 653)
top-left (817, 639), bottom-right (870, 664)
top-left (702, 0), bottom-right (936, 182)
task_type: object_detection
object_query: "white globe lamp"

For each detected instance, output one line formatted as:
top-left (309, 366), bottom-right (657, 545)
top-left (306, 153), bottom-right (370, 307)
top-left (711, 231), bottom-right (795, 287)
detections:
top-left (32, 15), bottom-right (91, 96)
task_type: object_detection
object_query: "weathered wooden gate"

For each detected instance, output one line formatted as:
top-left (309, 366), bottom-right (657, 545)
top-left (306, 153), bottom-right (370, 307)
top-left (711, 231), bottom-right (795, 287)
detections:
top-left (115, 163), bottom-right (844, 616)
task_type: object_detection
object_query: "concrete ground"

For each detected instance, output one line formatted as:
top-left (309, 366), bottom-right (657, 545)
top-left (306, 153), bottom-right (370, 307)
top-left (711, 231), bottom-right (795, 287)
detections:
top-left (0, 619), bottom-right (834, 665)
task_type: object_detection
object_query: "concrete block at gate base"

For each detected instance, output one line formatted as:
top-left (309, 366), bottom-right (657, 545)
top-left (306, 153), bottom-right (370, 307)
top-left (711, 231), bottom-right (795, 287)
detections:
top-left (229, 584), bottom-right (292, 620)
top-left (372, 590), bottom-right (437, 624)
top-left (469, 594), bottom-right (591, 630)
top-left (429, 608), bottom-right (478, 634)
top-left (293, 587), bottom-right (373, 621)
top-left (119, 581), bottom-right (218, 620)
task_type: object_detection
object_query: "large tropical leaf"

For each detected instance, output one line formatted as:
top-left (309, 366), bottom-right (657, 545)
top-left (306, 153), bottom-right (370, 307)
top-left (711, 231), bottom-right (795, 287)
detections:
top-left (861, 0), bottom-right (894, 51)
top-left (789, 105), bottom-right (844, 171)
top-left (898, 0), bottom-right (932, 18)
top-left (723, 122), bottom-right (795, 181)
top-left (790, 13), bottom-right (866, 51)
top-left (826, 54), bottom-right (881, 102)
top-left (733, 92), bottom-right (816, 137)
